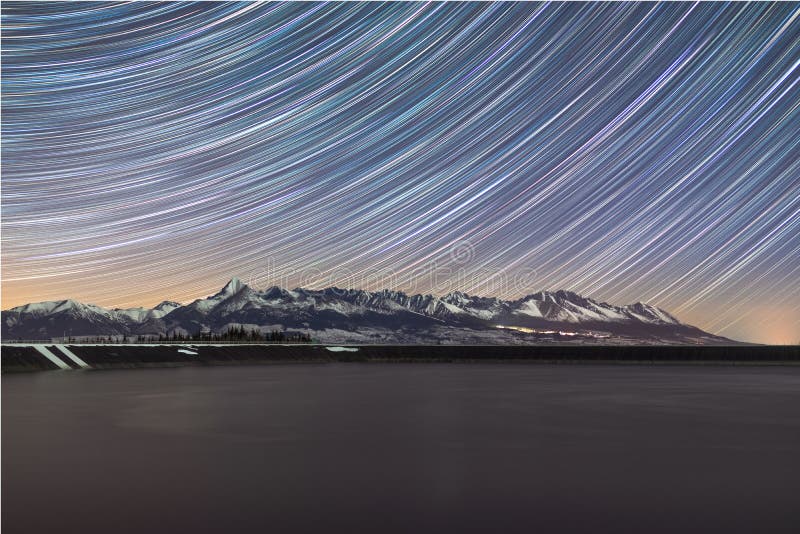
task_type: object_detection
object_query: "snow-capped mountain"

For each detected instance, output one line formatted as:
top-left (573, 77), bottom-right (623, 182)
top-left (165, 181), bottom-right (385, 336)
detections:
top-left (2, 278), bottom-right (732, 344)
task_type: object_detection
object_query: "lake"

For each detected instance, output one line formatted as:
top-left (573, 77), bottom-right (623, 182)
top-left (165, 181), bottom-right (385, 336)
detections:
top-left (3, 364), bottom-right (799, 533)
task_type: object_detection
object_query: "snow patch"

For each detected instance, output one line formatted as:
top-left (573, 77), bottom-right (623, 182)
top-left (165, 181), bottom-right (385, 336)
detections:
top-left (515, 300), bottom-right (543, 318)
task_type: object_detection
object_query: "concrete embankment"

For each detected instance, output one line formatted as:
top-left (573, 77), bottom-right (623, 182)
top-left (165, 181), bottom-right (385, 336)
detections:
top-left (2, 343), bottom-right (799, 373)
top-left (1, 344), bottom-right (333, 373)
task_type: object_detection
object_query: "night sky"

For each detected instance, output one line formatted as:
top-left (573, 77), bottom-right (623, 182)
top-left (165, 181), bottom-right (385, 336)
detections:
top-left (2, 2), bottom-right (799, 344)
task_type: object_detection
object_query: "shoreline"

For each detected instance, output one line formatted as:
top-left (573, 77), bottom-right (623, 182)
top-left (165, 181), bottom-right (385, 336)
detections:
top-left (2, 343), bottom-right (798, 373)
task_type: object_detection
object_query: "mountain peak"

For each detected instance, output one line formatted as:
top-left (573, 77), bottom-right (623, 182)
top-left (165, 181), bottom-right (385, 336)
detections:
top-left (220, 277), bottom-right (246, 296)
top-left (155, 300), bottom-right (182, 310)
top-left (261, 286), bottom-right (292, 299)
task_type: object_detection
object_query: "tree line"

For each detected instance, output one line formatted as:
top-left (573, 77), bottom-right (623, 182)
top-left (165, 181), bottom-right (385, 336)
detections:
top-left (56, 326), bottom-right (313, 344)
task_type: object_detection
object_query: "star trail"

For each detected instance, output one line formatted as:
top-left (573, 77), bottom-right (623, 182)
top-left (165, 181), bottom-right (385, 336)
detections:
top-left (2, 2), bottom-right (799, 343)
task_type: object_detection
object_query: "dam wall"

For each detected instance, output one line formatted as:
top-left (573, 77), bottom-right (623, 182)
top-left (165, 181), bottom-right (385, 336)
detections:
top-left (2, 343), bottom-right (799, 373)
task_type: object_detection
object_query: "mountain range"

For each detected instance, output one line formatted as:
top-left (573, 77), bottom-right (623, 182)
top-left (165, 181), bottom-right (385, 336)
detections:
top-left (2, 278), bottom-right (735, 344)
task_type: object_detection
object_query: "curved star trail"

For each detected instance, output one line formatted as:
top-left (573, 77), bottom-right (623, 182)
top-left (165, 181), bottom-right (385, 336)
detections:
top-left (2, 2), bottom-right (799, 343)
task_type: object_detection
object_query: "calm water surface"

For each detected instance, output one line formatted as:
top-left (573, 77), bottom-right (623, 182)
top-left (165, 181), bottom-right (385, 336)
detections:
top-left (4, 364), bottom-right (800, 533)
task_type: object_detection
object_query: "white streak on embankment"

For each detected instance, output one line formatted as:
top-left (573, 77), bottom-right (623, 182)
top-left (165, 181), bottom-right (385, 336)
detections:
top-left (54, 345), bottom-right (90, 368)
top-left (32, 345), bottom-right (71, 370)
